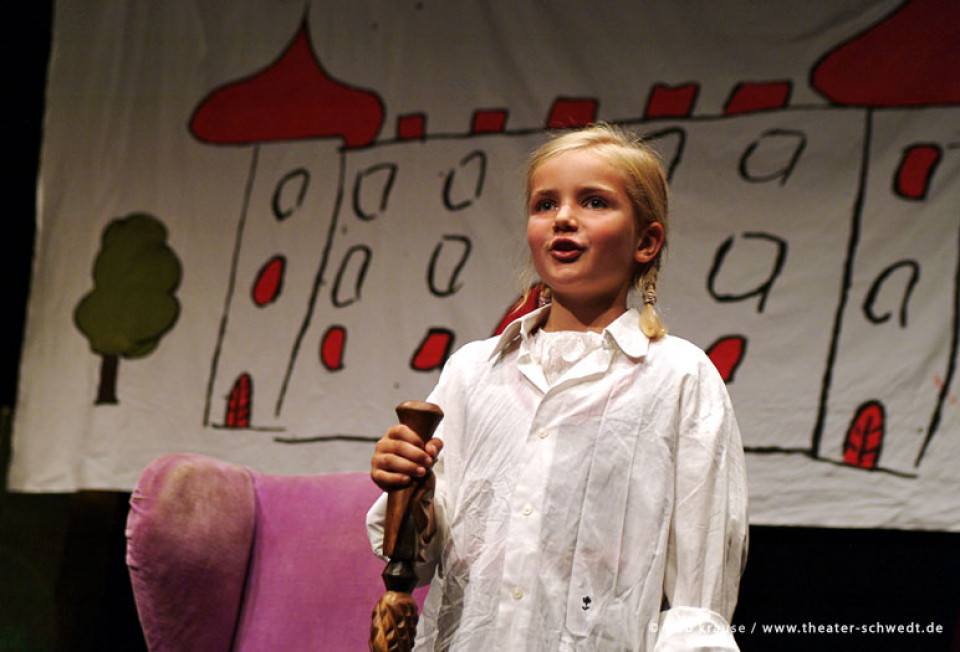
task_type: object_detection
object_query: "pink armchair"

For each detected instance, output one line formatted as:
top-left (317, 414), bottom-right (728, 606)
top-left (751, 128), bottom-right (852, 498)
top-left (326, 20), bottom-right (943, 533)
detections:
top-left (125, 453), bottom-right (409, 650)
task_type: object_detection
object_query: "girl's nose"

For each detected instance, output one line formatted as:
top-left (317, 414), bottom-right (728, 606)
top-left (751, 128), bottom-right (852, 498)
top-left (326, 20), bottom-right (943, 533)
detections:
top-left (553, 204), bottom-right (578, 231)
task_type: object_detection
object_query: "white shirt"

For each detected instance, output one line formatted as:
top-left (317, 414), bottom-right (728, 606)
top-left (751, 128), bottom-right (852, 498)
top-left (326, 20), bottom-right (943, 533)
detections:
top-left (367, 306), bottom-right (748, 651)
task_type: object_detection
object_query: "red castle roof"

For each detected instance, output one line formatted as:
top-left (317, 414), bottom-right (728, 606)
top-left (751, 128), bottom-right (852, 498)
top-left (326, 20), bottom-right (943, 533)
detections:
top-left (812, 0), bottom-right (960, 107)
top-left (190, 24), bottom-right (384, 147)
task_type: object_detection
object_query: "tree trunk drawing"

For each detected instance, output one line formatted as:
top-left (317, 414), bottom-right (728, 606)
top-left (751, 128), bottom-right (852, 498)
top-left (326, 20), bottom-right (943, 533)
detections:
top-left (96, 354), bottom-right (119, 405)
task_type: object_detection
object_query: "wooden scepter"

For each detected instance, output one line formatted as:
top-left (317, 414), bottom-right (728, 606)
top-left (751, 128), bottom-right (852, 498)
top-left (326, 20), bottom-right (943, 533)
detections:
top-left (369, 400), bottom-right (444, 652)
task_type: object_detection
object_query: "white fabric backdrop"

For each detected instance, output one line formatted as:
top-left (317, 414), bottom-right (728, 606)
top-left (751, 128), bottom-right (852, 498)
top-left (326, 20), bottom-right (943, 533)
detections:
top-left (12, 0), bottom-right (960, 530)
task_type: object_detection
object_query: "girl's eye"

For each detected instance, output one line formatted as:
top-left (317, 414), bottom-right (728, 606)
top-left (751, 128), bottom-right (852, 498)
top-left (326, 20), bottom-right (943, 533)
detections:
top-left (586, 197), bottom-right (607, 209)
top-left (533, 199), bottom-right (556, 212)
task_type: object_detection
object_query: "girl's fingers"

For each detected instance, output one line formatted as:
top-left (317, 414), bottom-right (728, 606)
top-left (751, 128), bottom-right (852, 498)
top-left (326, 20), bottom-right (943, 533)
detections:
top-left (370, 452), bottom-right (428, 490)
top-left (373, 448), bottom-right (428, 475)
top-left (378, 428), bottom-right (435, 467)
top-left (370, 425), bottom-right (441, 491)
top-left (425, 437), bottom-right (443, 458)
top-left (384, 424), bottom-right (422, 445)
top-left (370, 467), bottom-right (413, 490)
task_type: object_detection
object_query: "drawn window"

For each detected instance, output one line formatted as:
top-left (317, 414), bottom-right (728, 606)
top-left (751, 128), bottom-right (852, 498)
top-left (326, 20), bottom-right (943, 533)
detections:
top-left (225, 373), bottom-right (253, 428)
top-left (842, 400), bottom-right (885, 469)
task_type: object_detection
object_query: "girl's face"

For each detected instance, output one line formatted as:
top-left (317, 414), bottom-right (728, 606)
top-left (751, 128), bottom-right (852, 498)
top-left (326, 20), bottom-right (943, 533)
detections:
top-left (527, 149), bottom-right (661, 310)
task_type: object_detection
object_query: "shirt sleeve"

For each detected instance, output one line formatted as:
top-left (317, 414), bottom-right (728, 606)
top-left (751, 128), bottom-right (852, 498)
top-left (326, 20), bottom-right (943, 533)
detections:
top-left (654, 354), bottom-right (749, 651)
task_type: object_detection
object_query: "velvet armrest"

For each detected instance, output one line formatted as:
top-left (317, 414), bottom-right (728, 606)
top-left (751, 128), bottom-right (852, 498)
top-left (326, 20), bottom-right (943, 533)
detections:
top-left (126, 454), bottom-right (256, 651)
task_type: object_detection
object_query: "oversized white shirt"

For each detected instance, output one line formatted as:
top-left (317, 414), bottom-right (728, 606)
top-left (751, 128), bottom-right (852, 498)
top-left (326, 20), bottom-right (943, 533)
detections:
top-left (367, 306), bottom-right (748, 651)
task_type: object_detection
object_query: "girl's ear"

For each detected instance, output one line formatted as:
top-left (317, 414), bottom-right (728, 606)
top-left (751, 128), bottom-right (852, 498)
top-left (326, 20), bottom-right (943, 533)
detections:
top-left (635, 222), bottom-right (664, 264)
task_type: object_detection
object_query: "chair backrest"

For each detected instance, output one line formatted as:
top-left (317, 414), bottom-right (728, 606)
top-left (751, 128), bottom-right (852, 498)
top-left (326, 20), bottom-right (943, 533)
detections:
top-left (126, 453), bottom-right (401, 651)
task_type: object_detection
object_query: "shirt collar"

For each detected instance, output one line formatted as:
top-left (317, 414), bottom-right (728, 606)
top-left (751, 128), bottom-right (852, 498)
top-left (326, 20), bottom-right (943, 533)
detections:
top-left (492, 305), bottom-right (549, 358)
top-left (602, 308), bottom-right (650, 359)
top-left (492, 305), bottom-right (650, 360)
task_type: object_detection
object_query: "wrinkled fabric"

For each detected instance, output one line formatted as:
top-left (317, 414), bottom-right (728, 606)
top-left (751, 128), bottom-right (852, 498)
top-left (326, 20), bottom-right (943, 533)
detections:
top-left (368, 306), bottom-right (748, 651)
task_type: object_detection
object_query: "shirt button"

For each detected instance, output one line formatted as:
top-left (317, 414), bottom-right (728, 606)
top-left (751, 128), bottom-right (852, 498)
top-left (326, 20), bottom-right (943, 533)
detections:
top-left (537, 428), bottom-right (548, 439)
top-left (512, 587), bottom-right (524, 600)
top-left (521, 503), bottom-right (533, 516)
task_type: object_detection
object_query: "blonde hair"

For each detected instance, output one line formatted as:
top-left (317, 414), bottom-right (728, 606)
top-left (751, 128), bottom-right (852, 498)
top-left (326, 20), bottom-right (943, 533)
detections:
top-left (524, 123), bottom-right (669, 339)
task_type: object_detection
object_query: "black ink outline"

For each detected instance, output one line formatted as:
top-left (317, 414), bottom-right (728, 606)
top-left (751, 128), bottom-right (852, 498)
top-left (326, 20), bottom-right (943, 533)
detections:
top-left (862, 260), bottom-right (920, 327)
top-left (916, 223), bottom-right (960, 466)
top-left (707, 232), bottom-right (787, 313)
top-left (272, 167), bottom-right (310, 220)
top-left (427, 235), bottom-right (472, 297)
top-left (812, 111), bottom-right (872, 458)
top-left (204, 145), bottom-right (260, 426)
top-left (332, 245), bottom-right (372, 307)
top-left (443, 150), bottom-right (486, 211)
top-left (275, 151), bottom-right (348, 416)
top-left (739, 128), bottom-right (807, 185)
top-left (353, 161), bottom-right (398, 221)
top-left (643, 126), bottom-right (687, 182)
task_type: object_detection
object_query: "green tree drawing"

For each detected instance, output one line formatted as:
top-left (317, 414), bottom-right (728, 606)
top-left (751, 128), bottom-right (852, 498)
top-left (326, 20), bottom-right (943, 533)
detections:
top-left (74, 213), bottom-right (182, 404)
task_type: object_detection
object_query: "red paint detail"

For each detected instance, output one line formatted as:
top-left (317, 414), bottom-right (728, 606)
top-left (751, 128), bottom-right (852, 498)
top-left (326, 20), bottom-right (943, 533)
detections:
top-left (723, 82), bottom-right (791, 115)
top-left (252, 255), bottom-right (285, 307)
top-left (934, 374), bottom-right (960, 406)
top-left (812, 0), bottom-right (960, 107)
top-left (320, 325), bottom-right (346, 371)
top-left (225, 373), bottom-right (252, 428)
top-left (190, 24), bottom-right (384, 147)
top-left (494, 285), bottom-right (543, 336)
top-left (547, 98), bottom-right (598, 128)
top-left (471, 109), bottom-right (508, 134)
top-left (895, 144), bottom-right (942, 200)
top-left (645, 83), bottom-right (699, 119)
top-left (411, 328), bottom-right (454, 371)
top-left (705, 335), bottom-right (747, 383)
top-left (843, 401), bottom-right (885, 469)
top-left (397, 114), bottom-right (426, 140)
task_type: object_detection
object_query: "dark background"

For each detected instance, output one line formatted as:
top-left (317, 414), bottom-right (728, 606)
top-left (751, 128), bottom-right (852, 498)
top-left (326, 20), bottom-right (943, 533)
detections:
top-left (1, 2), bottom-right (958, 650)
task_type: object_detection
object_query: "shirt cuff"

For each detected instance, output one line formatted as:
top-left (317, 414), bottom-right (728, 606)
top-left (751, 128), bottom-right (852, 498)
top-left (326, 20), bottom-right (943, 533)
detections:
top-left (653, 606), bottom-right (740, 651)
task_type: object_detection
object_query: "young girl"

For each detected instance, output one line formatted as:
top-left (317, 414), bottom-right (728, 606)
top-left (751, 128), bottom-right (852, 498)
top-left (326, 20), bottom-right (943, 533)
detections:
top-left (368, 124), bottom-right (748, 651)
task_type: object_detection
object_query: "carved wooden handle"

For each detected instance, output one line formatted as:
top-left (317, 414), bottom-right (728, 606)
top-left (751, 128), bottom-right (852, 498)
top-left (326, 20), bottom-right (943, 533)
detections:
top-left (381, 400), bottom-right (444, 559)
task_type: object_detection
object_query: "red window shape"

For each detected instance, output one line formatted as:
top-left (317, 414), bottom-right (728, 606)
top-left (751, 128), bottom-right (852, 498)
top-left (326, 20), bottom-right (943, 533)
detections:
top-left (225, 373), bottom-right (253, 428)
top-left (320, 325), bottom-right (346, 371)
top-left (723, 81), bottom-right (791, 115)
top-left (843, 400), bottom-right (885, 469)
top-left (706, 335), bottom-right (747, 383)
top-left (472, 109), bottom-right (508, 134)
top-left (547, 98), bottom-right (598, 129)
top-left (895, 144), bottom-right (941, 200)
top-left (252, 255), bottom-right (285, 306)
top-left (494, 284), bottom-right (543, 336)
top-left (397, 113), bottom-right (426, 140)
top-left (645, 83), bottom-right (699, 119)
top-left (411, 328), bottom-right (455, 371)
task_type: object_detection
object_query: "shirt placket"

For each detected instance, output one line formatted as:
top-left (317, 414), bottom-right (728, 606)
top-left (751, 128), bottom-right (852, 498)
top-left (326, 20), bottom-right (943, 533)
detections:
top-left (495, 339), bottom-right (616, 646)
top-left (495, 393), bottom-right (558, 645)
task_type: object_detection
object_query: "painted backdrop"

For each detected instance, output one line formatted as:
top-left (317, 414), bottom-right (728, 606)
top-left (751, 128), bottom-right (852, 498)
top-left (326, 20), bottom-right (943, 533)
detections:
top-left (11, 0), bottom-right (960, 530)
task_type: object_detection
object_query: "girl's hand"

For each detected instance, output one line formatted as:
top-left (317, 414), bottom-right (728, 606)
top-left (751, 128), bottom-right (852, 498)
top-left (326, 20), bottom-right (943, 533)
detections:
top-left (371, 424), bottom-right (443, 492)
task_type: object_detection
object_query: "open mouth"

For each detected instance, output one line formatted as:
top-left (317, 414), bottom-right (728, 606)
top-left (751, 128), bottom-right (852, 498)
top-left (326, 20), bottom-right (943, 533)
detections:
top-left (550, 239), bottom-right (585, 262)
